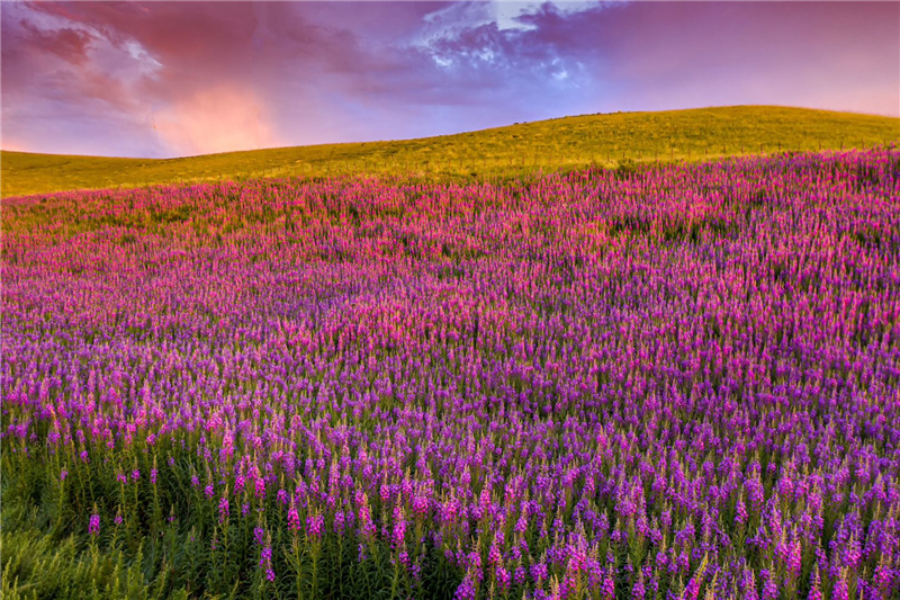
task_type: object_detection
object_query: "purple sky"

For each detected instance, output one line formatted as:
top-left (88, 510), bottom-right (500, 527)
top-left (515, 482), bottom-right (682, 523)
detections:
top-left (2, 1), bottom-right (898, 158)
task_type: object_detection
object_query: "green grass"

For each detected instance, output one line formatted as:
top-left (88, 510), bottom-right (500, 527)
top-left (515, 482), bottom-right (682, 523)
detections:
top-left (1, 446), bottom-right (464, 600)
top-left (2, 105), bottom-right (898, 198)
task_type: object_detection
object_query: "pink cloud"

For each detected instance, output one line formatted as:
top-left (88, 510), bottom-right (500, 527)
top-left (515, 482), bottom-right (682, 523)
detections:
top-left (18, 19), bottom-right (95, 65)
top-left (2, 2), bottom-right (897, 158)
top-left (153, 85), bottom-right (280, 156)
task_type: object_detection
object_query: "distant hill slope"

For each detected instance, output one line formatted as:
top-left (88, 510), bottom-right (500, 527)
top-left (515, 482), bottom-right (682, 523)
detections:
top-left (2, 106), bottom-right (898, 198)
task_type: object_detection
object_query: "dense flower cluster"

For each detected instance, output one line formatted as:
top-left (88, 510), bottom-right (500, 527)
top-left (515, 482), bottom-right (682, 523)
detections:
top-left (2, 149), bottom-right (899, 599)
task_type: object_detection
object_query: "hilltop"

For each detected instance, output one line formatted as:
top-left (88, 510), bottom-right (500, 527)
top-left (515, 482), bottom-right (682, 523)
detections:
top-left (2, 105), bottom-right (897, 198)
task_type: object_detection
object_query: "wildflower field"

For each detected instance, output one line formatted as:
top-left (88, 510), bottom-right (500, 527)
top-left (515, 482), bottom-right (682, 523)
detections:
top-left (2, 149), bottom-right (899, 599)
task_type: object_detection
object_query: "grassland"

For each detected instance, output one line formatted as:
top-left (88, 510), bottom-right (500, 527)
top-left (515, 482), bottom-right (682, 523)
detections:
top-left (2, 105), bottom-right (898, 198)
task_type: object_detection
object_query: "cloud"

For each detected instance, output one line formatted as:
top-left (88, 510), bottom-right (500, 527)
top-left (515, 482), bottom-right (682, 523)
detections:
top-left (418, 1), bottom-right (899, 116)
top-left (152, 85), bottom-right (279, 156)
top-left (17, 19), bottom-right (95, 65)
top-left (2, 1), bottom-right (897, 157)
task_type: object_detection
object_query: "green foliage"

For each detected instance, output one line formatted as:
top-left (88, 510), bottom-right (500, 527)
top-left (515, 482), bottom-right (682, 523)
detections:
top-left (1, 441), bottom-right (465, 599)
top-left (1, 523), bottom-right (168, 600)
top-left (3, 105), bottom-right (898, 198)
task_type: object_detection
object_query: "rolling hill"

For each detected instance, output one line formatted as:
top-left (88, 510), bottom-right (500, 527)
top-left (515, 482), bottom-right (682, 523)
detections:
top-left (2, 105), bottom-right (898, 198)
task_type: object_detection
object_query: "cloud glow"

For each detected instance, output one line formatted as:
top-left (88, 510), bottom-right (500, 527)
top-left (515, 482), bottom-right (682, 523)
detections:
top-left (2, 1), bottom-right (896, 157)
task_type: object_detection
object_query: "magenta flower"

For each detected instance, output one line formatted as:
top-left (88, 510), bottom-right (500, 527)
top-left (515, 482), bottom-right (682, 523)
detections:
top-left (600, 569), bottom-right (615, 600)
top-left (392, 504), bottom-right (406, 549)
top-left (632, 571), bottom-right (646, 600)
top-left (218, 495), bottom-right (230, 523)
top-left (307, 513), bottom-right (324, 540)
top-left (832, 573), bottom-right (850, 600)
top-left (808, 565), bottom-right (823, 600)
top-left (259, 543), bottom-right (275, 582)
top-left (288, 506), bottom-right (301, 533)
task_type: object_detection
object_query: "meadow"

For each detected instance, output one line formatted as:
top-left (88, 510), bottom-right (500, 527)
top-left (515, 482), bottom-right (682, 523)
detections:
top-left (2, 105), bottom-right (898, 198)
top-left (2, 146), bottom-right (899, 599)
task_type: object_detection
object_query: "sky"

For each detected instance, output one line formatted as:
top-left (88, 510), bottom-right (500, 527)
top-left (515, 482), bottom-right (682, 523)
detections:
top-left (1, 1), bottom-right (898, 158)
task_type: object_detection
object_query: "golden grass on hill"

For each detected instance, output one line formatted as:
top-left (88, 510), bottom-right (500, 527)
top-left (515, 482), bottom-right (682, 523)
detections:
top-left (2, 105), bottom-right (898, 198)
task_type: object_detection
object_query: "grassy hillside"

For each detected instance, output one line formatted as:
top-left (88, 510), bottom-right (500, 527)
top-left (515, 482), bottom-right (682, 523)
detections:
top-left (2, 105), bottom-right (898, 198)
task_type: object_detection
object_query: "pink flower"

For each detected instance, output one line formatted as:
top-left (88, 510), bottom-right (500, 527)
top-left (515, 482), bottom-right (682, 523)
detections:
top-left (288, 506), bottom-right (301, 533)
top-left (832, 574), bottom-right (849, 600)
top-left (392, 504), bottom-right (406, 549)
top-left (218, 495), bottom-right (230, 523)
top-left (307, 513), bottom-right (324, 540)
